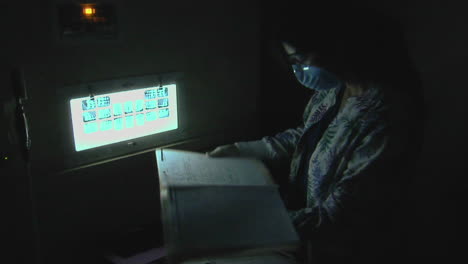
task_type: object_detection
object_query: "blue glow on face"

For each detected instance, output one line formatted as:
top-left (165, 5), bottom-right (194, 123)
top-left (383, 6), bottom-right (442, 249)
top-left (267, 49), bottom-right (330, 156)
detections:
top-left (292, 64), bottom-right (342, 91)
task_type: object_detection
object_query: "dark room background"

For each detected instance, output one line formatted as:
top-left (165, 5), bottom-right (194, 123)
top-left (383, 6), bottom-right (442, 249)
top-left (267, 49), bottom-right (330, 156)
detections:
top-left (1, 0), bottom-right (464, 263)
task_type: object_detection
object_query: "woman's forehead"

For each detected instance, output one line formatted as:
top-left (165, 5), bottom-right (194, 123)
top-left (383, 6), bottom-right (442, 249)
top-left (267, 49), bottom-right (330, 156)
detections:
top-left (281, 42), bottom-right (297, 55)
top-left (281, 41), bottom-right (314, 57)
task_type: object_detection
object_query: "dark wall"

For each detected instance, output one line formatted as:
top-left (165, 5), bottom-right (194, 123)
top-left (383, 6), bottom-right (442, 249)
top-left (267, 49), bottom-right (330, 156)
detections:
top-left (2, 1), bottom-right (261, 263)
top-left (352, 0), bottom-right (464, 256)
top-left (3, 0), bottom-right (261, 172)
top-left (37, 152), bottom-right (163, 263)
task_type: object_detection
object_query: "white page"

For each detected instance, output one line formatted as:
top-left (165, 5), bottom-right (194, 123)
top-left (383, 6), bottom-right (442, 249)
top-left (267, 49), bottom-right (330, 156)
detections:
top-left (156, 148), bottom-right (274, 186)
top-left (181, 253), bottom-right (298, 264)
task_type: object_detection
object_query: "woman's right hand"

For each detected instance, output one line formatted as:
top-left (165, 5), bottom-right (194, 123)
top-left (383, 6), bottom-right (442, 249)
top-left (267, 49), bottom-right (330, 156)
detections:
top-left (206, 144), bottom-right (241, 157)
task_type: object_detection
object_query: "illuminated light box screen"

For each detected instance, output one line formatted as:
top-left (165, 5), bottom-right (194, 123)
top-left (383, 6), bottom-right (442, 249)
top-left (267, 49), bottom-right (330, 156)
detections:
top-left (70, 84), bottom-right (178, 152)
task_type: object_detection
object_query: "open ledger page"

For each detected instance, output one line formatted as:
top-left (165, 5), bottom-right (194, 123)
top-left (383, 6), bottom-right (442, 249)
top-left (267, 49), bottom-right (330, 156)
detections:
top-left (155, 148), bottom-right (299, 263)
top-left (156, 148), bottom-right (274, 187)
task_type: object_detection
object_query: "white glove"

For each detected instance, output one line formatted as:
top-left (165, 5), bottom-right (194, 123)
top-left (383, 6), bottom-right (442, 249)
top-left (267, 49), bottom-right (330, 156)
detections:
top-left (206, 144), bottom-right (240, 157)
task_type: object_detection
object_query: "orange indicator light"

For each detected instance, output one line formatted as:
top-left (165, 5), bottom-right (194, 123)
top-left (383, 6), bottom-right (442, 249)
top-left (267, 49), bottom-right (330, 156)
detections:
top-left (83, 7), bottom-right (95, 16)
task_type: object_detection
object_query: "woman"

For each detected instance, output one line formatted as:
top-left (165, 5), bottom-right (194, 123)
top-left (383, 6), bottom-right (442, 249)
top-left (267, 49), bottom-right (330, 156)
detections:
top-left (209, 3), bottom-right (422, 262)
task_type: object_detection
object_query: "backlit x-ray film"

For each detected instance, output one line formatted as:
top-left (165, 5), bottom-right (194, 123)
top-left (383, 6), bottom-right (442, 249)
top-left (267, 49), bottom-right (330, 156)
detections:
top-left (70, 84), bottom-right (178, 151)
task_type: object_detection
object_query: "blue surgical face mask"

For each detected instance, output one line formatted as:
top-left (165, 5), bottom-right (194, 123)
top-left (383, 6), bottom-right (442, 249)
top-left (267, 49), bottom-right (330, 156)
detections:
top-left (292, 64), bottom-right (342, 91)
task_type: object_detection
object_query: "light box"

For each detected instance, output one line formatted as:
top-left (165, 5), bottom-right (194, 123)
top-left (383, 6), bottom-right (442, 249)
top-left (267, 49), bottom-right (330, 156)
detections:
top-left (70, 84), bottom-right (178, 152)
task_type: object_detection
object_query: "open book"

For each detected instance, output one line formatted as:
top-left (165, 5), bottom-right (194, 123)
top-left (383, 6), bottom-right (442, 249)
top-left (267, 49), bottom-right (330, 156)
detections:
top-left (155, 149), bottom-right (299, 263)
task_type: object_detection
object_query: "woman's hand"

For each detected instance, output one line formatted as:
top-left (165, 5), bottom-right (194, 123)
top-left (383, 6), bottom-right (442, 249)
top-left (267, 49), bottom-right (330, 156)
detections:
top-left (206, 144), bottom-right (241, 157)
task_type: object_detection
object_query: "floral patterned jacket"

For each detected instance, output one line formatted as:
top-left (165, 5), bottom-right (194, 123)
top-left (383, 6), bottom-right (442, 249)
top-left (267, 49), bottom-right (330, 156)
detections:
top-left (235, 85), bottom-right (389, 236)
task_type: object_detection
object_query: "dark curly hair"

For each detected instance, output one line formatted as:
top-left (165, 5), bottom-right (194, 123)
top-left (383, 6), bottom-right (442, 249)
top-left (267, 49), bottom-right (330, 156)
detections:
top-left (265, 1), bottom-right (414, 89)
top-left (263, 1), bottom-right (424, 159)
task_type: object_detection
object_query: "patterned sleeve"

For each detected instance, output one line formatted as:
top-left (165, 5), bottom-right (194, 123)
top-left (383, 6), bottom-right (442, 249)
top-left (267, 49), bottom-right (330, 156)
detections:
top-left (234, 96), bottom-right (315, 162)
top-left (234, 127), bottom-right (305, 162)
top-left (292, 126), bottom-right (388, 237)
